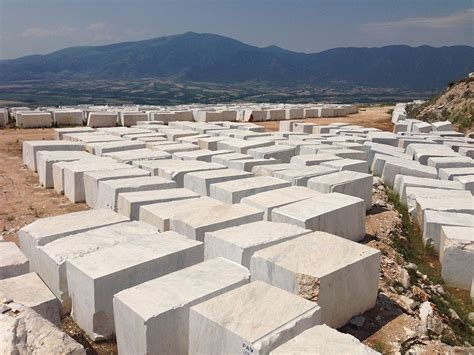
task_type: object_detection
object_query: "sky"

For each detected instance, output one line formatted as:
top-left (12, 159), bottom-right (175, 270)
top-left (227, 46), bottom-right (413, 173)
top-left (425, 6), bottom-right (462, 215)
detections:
top-left (0, 0), bottom-right (473, 59)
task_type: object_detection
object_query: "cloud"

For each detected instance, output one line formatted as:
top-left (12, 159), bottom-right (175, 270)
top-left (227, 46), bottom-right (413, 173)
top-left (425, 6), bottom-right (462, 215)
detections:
top-left (20, 26), bottom-right (76, 38)
top-left (86, 22), bottom-right (119, 41)
top-left (361, 8), bottom-right (474, 32)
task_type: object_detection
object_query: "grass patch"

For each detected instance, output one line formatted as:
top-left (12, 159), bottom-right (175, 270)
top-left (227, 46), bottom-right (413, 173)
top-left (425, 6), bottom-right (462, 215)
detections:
top-left (387, 190), bottom-right (474, 345)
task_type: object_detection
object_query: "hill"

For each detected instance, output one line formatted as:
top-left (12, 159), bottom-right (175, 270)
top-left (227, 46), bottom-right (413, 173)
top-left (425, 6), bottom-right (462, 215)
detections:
top-left (406, 76), bottom-right (473, 132)
top-left (1, 32), bottom-right (473, 91)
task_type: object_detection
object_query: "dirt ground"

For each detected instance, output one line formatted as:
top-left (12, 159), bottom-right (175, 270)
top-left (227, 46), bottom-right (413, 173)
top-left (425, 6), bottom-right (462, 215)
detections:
top-left (257, 105), bottom-right (394, 132)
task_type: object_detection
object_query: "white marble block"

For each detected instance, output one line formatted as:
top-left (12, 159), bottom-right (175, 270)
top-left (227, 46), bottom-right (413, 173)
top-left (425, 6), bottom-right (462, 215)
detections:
top-left (114, 258), bottom-right (250, 355)
top-left (22, 140), bottom-right (85, 171)
top-left (0, 242), bottom-right (29, 280)
top-left (183, 168), bottom-right (252, 196)
top-left (67, 231), bottom-right (203, 340)
top-left (188, 281), bottom-right (321, 355)
top-left (205, 221), bottom-right (310, 268)
top-left (250, 232), bottom-right (381, 328)
top-left (272, 193), bottom-right (365, 241)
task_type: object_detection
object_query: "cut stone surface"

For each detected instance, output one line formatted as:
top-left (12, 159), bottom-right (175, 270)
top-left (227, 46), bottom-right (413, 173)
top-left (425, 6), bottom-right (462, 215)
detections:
top-left (86, 140), bottom-right (146, 155)
top-left (290, 153), bottom-right (342, 166)
top-left (210, 176), bottom-right (291, 204)
top-left (0, 242), bottom-right (29, 280)
top-left (427, 156), bottom-right (474, 171)
top-left (321, 158), bottom-right (369, 173)
top-left (0, 272), bottom-right (60, 324)
top-left (454, 175), bottom-right (474, 193)
top-left (140, 196), bottom-right (224, 231)
top-left (217, 138), bottom-right (274, 154)
top-left (19, 209), bottom-right (128, 272)
top-left (63, 161), bottom-right (133, 203)
top-left (171, 203), bottom-right (264, 241)
top-left (381, 159), bottom-right (437, 187)
top-left (96, 176), bottom-right (175, 211)
top-left (84, 168), bottom-right (150, 208)
top-left (63, 133), bottom-right (122, 144)
top-left (183, 168), bottom-right (252, 196)
top-left (22, 140), bottom-right (85, 171)
top-left (247, 145), bottom-right (295, 163)
top-left (308, 171), bottom-right (373, 210)
top-left (104, 148), bottom-right (171, 164)
top-left (188, 281), bottom-right (321, 355)
top-left (17, 112), bottom-right (52, 128)
top-left (87, 112), bottom-right (118, 127)
top-left (459, 146), bottom-right (474, 158)
top-left (272, 193), bottom-right (365, 241)
top-left (67, 231), bottom-right (203, 340)
top-left (404, 187), bottom-right (472, 213)
top-left (250, 232), bottom-right (381, 328)
top-left (37, 151), bottom-right (91, 188)
top-left (225, 158), bottom-right (282, 172)
top-left (117, 188), bottom-right (199, 220)
top-left (151, 143), bottom-right (200, 154)
top-left (172, 149), bottom-right (234, 162)
top-left (205, 221), bottom-right (310, 268)
top-left (114, 258), bottom-right (250, 355)
top-left (0, 302), bottom-right (86, 354)
top-left (439, 167), bottom-right (474, 180)
top-left (54, 127), bottom-right (94, 140)
top-left (416, 197), bottom-right (474, 226)
top-left (393, 175), bottom-right (464, 203)
top-left (252, 163), bottom-right (294, 176)
top-left (422, 210), bottom-right (474, 252)
top-left (241, 186), bottom-right (322, 220)
top-left (274, 165), bottom-right (338, 186)
top-left (439, 226), bottom-right (474, 290)
top-left (197, 136), bottom-right (228, 150)
top-left (34, 221), bottom-right (159, 313)
top-left (270, 324), bottom-right (380, 355)
top-left (211, 152), bottom-right (252, 165)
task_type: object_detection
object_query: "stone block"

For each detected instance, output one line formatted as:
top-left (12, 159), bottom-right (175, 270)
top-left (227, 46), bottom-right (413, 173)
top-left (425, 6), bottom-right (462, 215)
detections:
top-left (22, 140), bottom-right (85, 171)
top-left (0, 242), bottom-right (29, 280)
top-left (211, 152), bottom-right (252, 165)
top-left (210, 176), bottom-right (291, 204)
top-left (251, 163), bottom-right (294, 176)
top-left (104, 148), bottom-right (171, 164)
top-left (67, 231), bottom-right (203, 340)
top-left (16, 112), bottom-right (52, 128)
top-left (427, 156), bottom-right (474, 171)
top-left (0, 302), bottom-right (85, 354)
top-left (183, 168), bottom-right (252, 196)
top-left (52, 110), bottom-right (84, 126)
top-left (86, 140), bottom-right (146, 155)
top-left (439, 167), bottom-right (474, 180)
top-left (84, 168), bottom-right (150, 208)
top-left (241, 186), bottom-right (322, 220)
top-left (114, 258), bottom-right (250, 355)
top-left (119, 112), bottom-right (148, 127)
top-left (36, 151), bottom-right (91, 188)
top-left (294, 123), bottom-right (317, 134)
top-left (54, 127), bottom-right (94, 140)
top-left (416, 197), bottom-right (474, 226)
top-left (308, 171), bottom-right (373, 210)
top-left (274, 165), bottom-right (338, 186)
top-left (34, 221), bottom-right (159, 312)
top-left (381, 159), bottom-right (437, 187)
top-left (321, 158), bottom-right (369, 173)
top-left (64, 132), bottom-right (122, 143)
top-left (251, 232), bottom-right (381, 327)
top-left (171, 203), bottom-right (264, 241)
top-left (270, 324), bottom-right (380, 354)
top-left (454, 175), bottom-right (474, 193)
top-left (117, 188), bottom-right (199, 220)
top-left (205, 221), bottom-right (310, 268)
top-left (459, 146), bottom-right (474, 158)
top-left (87, 112), bottom-right (118, 127)
top-left (198, 136), bottom-right (228, 150)
top-left (150, 142), bottom-right (200, 154)
top-left (272, 193), bottom-right (365, 241)
top-left (439, 226), bottom-right (474, 290)
top-left (217, 138), bottom-right (274, 154)
top-left (393, 175), bottom-right (464, 203)
top-left (226, 158), bottom-right (282, 172)
top-left (172, 149), bottom-right (233, 162)
top-left (0, 272), bottom-right (60, 324)
top-left (247, 145), bottom-right (295, 163)
top-left (412, 122), bottom-right (432, 133)
top-left (422, 210), bottom-right (474, 252)
top-left (19, 209), bottom-right (128, 272)
top-left (140, 196), bottom-right (224, 231)
top-left (63, 161), bottom-right (129, 203)
top-left (432, 121), bottom-right (454, 131)
top-left (188, 281), bottom-right (321, 355)
top-left (290, 153), bottom-right (342, 166)
top-left (404, 187), bottom-right (472, 213)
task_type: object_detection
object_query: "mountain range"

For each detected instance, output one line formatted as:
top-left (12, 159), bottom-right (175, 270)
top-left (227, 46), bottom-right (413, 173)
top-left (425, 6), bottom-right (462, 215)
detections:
top-left (1, 32), bottom-right (473, 91)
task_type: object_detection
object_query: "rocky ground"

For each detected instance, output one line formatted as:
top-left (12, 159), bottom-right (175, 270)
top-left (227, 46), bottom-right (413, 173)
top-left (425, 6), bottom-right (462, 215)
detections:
top-left (1, 106), bottom-right (472, 354)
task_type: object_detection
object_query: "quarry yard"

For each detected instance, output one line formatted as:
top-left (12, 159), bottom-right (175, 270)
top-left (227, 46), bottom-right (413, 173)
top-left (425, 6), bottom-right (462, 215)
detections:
top-left (0, 103), bottom-right (472, 354)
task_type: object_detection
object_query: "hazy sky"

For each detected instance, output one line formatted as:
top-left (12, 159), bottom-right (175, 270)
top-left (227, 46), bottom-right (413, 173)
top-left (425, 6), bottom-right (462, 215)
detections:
top-left (0, 0), bottom-right (473, 59)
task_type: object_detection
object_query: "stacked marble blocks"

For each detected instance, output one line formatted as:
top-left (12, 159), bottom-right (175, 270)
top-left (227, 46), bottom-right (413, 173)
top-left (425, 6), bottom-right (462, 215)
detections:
top-left (188, 281), bottom-right (321, 355)
top-left (250, 232), bottom-right (381, 328)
